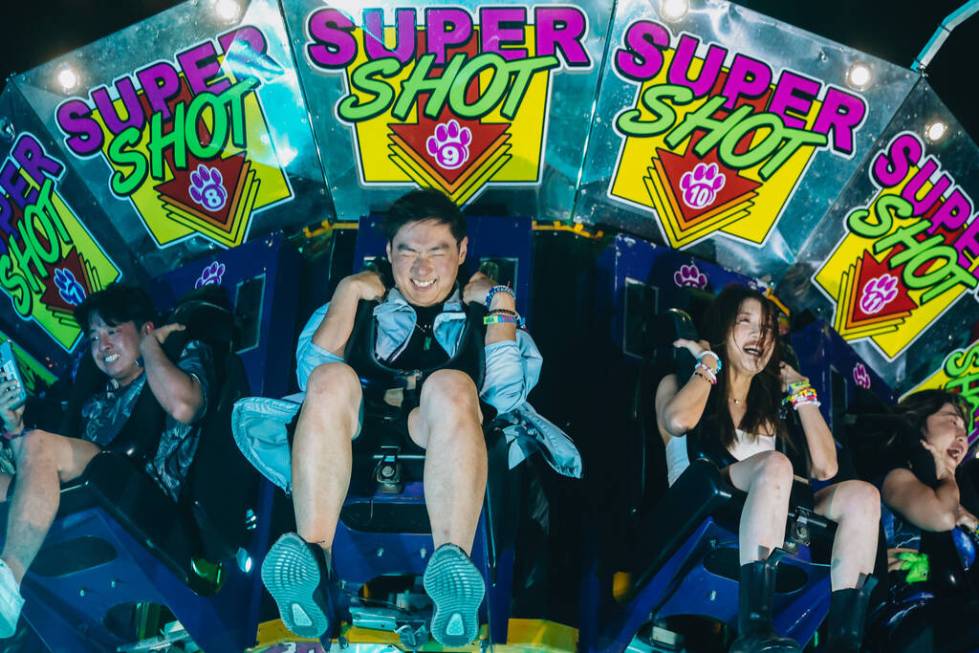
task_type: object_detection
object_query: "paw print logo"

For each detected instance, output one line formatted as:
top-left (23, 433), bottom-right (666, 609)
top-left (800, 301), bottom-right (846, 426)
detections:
top-left (673, 263), bottom-right (708, 289)
top-left (426, 119), bottom-right (471, 170)
top-left (195, 261), bottom-right (226, 289)
top-left (853, 363), bottom-right (872, 390)
top-left (859, 274), bottom-right (899, 315)
top-left (188, 164), bottom-right (228, 212)
top-left (53, 268), bottom-right (86, 306)
top-left (680, 162), bottom-right (726, 210)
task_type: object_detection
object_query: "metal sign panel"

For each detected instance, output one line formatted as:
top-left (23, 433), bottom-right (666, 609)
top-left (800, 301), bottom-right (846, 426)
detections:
top-left (280, 0), bottom-right (612, 220)
top-left (11, 0), bottom-right (329, 278)
top-left (798, 79), bottom-right (979, 391)
top-left (575, 0), bottom-right (916, 282)
top-left (0, 86), bottom-right (125, 368)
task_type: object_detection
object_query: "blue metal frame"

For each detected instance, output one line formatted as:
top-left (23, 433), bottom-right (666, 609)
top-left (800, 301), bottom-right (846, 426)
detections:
top-left (587, 519), bottom-right (830, 653)
top-left (21, 505), bottom-right (260, 653)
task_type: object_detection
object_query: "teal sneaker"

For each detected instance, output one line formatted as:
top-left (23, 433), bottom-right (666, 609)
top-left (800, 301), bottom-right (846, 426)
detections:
top-left (422, 544), bottom-right (485, 647)
top-left (261, 533), bottom-right (338, 639)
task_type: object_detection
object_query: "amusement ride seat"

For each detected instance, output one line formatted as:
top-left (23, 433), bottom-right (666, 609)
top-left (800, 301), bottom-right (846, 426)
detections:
top-left (583, 307), bottom-right (837, 653)
top-left (0, 288), bottom-right (269, 653)
top-left (238, 215), bottom-right (549, 650)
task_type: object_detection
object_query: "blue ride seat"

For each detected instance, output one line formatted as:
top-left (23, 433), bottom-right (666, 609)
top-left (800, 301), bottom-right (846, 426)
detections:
top-left (321, 215), bottom-right (536, 648)
top-left (595, 460), bottom-right (836, 652)
top-left (582, 306), bottom-right (837, 653)
top-left (331, 411), bottom-right (520, 649)
top-left (0, 293), bottom-right (271, 653)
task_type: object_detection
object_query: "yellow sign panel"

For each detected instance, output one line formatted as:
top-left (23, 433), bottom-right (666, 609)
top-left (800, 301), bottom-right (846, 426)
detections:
top-left (303, 6), bottom-right (594, 206)
top-left (607, 21), bottom-right (867, 250)
top-left (0, 133), bottom-right (122, 351)
top-left (55, 29), bottom-right (293, 249)
top-left (813, 132), bottom-right (979, 360)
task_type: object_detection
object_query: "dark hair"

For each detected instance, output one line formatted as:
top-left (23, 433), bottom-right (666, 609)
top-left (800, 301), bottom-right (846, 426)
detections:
top-left (699, 285), bottom-right (786, 450)
top-left (74, 284), bottom-right (157, 332)
top-left (382, 189), bottom-right (466, 244)
top-left (895, 389), bottom-right (967, 444)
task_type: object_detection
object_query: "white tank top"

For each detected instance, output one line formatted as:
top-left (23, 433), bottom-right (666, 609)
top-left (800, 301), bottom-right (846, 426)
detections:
top-left (666, 428), bottom-right (776, 486)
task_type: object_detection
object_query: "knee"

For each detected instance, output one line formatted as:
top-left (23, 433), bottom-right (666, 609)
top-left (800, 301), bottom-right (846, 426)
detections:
top-left (420, 370), bottom-right (479, 414)
top-left (841, 480), bottom-right (881, 520)
top-left (755, 450), bottom-right (793, 486)
top-left (306, 362), bottom-right (361, 402)
top-left (13, 429), bottom-right (50, 465)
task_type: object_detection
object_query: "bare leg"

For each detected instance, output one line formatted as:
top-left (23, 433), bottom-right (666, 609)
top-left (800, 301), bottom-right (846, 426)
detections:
top-left (814, 480), bottom-right (880, 590)
top-left (291, 363), bottom-right (362, 557)
top-left (408, 370), bottom-right (486, 554)
top-left (2, 431), bottom-right (100, 582)
top-left (727, 450), bottom-right (794, 565)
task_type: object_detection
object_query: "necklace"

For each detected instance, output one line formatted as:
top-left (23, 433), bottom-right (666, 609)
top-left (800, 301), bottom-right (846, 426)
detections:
top-left (728, 396), bottom-right (747, 405)
top-left (414, 322), bottom-right (434, 350)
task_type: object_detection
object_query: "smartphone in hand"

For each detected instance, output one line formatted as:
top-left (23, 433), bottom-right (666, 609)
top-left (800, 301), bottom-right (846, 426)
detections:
top-left (0, 342), bottom-right (27, 410)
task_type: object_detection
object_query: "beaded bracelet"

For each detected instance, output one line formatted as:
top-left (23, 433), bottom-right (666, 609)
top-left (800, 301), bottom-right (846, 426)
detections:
top-left (693, 369), bottom-right (714, 385)
top-left (485, 285), bottom-right (515, 306)
top-left (488, 308), bottom-right (518, 317)
top-left (693, 362), bottom-right (717, 385)
top-left (696, 350), bottom-right (722, 375)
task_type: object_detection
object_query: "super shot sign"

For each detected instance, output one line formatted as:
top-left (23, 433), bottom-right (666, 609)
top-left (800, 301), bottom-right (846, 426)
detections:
top-left (607, 18), bottom-right (867, 249)
top-left (54, 27), bottom-right (293, 249)
top-left (303, 5), bottom-right (593, 206)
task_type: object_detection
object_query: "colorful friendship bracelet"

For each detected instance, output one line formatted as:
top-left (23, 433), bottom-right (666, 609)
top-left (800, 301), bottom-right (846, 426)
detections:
top-left (483, 313), bottom-right (525, 327)
top-left (784, 383), bottom-right (819, 410)
top-left (785, 380), bottom-right (812, 395)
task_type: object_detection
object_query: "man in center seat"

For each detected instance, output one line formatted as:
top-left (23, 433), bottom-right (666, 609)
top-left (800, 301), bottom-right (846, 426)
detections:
top-left (260, 189), bottom-right (579, 647)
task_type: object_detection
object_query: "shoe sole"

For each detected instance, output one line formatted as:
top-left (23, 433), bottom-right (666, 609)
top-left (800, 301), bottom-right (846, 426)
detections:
top-left (423, 547), bottom-right (485, 647)
top-left (261, 534), bottom-right (330, 639)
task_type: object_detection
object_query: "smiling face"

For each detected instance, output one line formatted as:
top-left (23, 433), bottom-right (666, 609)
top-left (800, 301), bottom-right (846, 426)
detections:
top-left (88, 313), bottom-right (144, 386)
top-left (386, 219), bottom-right (467, 306)
top-left (924, 402), bottom-right (969, 468)
top-left (724, 298), bottom-right (775, 376)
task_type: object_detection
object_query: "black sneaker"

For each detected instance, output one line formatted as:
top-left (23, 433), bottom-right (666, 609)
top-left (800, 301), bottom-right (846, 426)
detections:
top-left (422, 544), bottom-right (485, 647)
top-left (261, 533), bottom-right (339, 639)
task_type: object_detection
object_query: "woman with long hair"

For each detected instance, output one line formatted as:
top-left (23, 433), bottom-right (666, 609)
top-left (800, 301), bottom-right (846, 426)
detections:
top-left (866, 389), bottom-right (979, 651)
top-left (655, 285), bottom-right (880, 652)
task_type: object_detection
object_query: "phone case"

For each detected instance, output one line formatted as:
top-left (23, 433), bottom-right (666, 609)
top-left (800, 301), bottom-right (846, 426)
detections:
top-left (0, 342), bottom-right (28, 410)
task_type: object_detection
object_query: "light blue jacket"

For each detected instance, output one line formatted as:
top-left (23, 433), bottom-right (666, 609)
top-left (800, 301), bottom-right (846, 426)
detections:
top-left (233, 288), bottom-right (581, 492)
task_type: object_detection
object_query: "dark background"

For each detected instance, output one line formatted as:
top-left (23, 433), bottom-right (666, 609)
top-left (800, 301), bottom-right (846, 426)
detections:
top-left (0, 0), bottom-right (976, 143)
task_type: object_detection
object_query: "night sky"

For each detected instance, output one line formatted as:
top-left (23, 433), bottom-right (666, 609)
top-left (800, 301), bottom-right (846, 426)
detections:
top-left (1, 0), bottom-right (977, 145)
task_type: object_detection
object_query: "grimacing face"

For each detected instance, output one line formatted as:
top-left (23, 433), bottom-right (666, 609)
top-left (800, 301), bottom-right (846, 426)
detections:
top-left (725, 298), bottom-right (775, 375)
top-left (386, 219), bottom-right (467, 307)
top-left (88, 313), bottom-right (144, 386)
top-left (924, 402), bottom-right (969, 468)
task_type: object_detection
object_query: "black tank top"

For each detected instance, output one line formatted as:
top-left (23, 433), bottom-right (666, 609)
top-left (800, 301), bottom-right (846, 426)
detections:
top-left (344, 294), bottom-right (486, 410)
